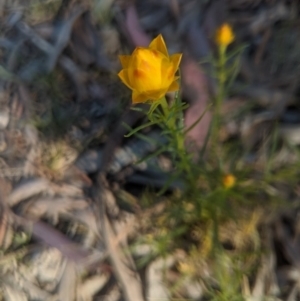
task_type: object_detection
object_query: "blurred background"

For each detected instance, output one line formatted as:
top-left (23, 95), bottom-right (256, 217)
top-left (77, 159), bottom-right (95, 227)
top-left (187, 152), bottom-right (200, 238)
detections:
top-left (0, 0), bottom-right (300, 300)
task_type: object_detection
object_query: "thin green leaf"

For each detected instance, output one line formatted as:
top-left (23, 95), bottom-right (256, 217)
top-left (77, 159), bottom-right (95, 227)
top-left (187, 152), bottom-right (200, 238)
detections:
top-left (148, 99), bottom-right (163, 117)
top-left (157, 171), bottom-right (182, 196)
top-left (134, 131), bottom-right (166, 147)
top-left (123, 120), bottom-right (158, 137)
top-left (135, 146), bottom-right (169, 165)
top-left (225, 44), bottom-right (248, 62)
top-left (130, 106), bottom-right (146, 113)
top-left (184, 104), bottom-right (212, 135)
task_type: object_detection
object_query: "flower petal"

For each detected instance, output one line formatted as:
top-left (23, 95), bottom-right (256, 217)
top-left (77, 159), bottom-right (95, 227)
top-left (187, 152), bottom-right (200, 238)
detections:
top-left (132, 91), bottom-right (149, 103)
top-left (160, 59), bottom-right (176, 89)
top-left (145, 89), bottom-right (166, 101)
top-left (119, 55), bottom-right (131, 68)
top-left (131, 48), bottom-right (164, 72)
top-left (128, 67), bottom-right (162, 92)
top-left (167, 80), bottom-right (180, 92)
top-left (170, 53), bottom-right (182, 70)
top-left (149, 34), bottom-right (169, 57)
top-left (118, 70), bottom-right (133, 89)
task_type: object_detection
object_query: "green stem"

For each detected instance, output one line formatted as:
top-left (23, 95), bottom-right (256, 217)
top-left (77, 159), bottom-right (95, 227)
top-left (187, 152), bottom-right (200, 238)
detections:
top-left (160, 97), bottom-right (184, 153)
top-left (210, 45), bottom-right (227, 168)
top-left (158, 97), bottom-right (194, 186)
top-left (160, 96), bottom-right (170, 119)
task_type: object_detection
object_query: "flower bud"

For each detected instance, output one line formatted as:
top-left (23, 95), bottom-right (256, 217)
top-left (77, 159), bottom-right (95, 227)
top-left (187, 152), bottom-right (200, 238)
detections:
top-left (215, 23), bottom-right (235, 48)
top-left (222, 174), bottom-right (236, 189)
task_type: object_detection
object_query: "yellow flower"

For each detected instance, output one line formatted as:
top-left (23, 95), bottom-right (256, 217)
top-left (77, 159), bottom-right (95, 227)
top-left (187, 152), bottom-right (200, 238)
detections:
top-left (118, 35), bottom-right (182, 103)
top-left (222, 174), bottom-right (236, 189)
top-left (215, 23), bottom-right (235, 47)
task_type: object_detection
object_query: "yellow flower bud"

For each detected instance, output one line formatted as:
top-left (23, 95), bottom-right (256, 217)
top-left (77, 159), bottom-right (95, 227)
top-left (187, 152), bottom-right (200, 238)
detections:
top-left (222, 174), bottom-right (236, 189)
top-left (118, 34), bottom-right (182, 103)
top-left (215, 23), bottom-right (235, 47)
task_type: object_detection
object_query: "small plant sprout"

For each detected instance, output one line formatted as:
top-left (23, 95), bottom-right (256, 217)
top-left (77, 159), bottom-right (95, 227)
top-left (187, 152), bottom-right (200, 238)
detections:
top-left (118, 28), bottom-right (264, 301)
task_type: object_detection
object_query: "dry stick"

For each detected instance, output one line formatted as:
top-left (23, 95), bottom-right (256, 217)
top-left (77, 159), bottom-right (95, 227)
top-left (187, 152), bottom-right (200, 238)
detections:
top-left (32, 221), bottom-right (89, 261)
top-left (92, 105), bottom-right (145, 301)
top-left (96, 174), bottom-right (144, 301)
top-left (88, 53), bottom-right (148, 298)
top-left (15, 6), bottom-right (85, 77)
top-left (8, 210), bottom-right (90, 263)
top-left (46, 6), bottom-right (86, 72)
top-left (103, 215), bottom-right (144, 301)
top-left (13, 12), bottom-right (89, 101)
